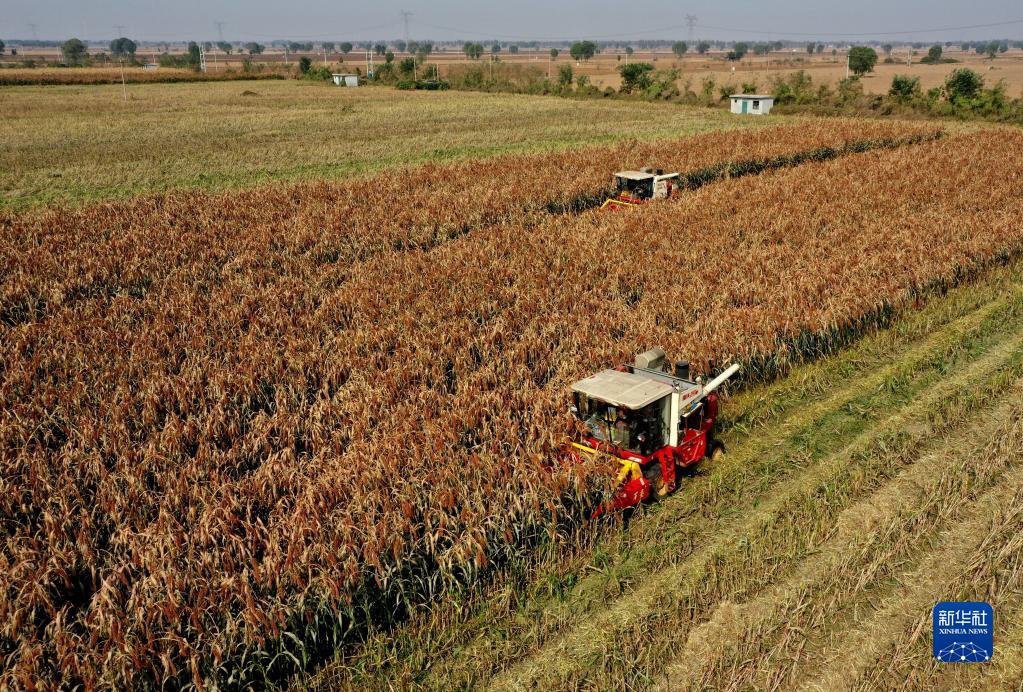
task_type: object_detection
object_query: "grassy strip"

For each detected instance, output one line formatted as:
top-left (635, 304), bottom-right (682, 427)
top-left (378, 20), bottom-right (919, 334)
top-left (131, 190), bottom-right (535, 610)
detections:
top-left (665, 380), bottom-right (1023, 688)
top-left (307, 259), bottom-right (1023, 690)
top-left (491, 323), bottom-right (1023, 689)
top-left (822, 471), bottom-right (1023, 690)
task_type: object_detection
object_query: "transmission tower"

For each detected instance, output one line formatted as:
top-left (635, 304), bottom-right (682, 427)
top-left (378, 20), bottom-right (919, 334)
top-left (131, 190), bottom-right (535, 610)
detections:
top-left (685, 14), bottom-right (697, 46)
top-left (215, 21), bottom-right (225, 43)
top-left (28, 23), bottom-right (38, 40)
top-left (400, 10), bottom-right (412, 48)
top-left (114, 24), bottom-right (126, 37)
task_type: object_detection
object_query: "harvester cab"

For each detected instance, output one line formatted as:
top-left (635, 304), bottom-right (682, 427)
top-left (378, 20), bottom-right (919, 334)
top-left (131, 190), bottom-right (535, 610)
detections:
top-left (565, 348), bottom-right (740, 516)
top-left (600, 168), bottom-right (681, 211)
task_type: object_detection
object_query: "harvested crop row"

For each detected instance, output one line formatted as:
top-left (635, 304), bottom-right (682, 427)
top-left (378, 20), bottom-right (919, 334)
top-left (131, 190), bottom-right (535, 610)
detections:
top-left (1, 129), bottom-right (1019, 688)
top-left (0, 67), bottom-right (288, 86)
top-left (0, 119), bottom-right (937, 328)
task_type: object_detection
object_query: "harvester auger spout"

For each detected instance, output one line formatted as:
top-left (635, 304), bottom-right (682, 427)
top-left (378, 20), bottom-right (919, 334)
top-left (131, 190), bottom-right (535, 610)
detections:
top-left (562, 349), bottom-right (740, 517)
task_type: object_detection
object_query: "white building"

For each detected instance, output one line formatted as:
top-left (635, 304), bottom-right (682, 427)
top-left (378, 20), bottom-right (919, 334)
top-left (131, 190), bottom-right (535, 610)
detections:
top-left (730, 94), bottom-right (774, 115)
top-left (331, 73), bottom-right (359, 87)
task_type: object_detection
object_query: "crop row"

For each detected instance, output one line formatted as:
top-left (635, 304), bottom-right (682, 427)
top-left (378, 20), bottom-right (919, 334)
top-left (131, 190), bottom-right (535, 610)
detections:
top-left (1, 126), bottom-right (1009, 688)
top-left (1, 119), bottom-right (938, 329)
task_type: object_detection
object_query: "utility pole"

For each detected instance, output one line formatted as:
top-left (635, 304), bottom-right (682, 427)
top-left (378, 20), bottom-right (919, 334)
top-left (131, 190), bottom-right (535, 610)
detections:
top-left (119, 57), bottom-right (127, 101)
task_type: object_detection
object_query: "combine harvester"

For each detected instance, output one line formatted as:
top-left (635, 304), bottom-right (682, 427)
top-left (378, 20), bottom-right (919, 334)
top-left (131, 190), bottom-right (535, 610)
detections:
top-left (600, 168), bottom-right (681, 211)
top-left (564, 348), bottom-right (740, 516)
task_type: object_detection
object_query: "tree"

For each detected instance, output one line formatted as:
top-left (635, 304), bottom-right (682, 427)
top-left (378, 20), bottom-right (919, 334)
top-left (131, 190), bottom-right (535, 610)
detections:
top-left (624, 46), bottom-right (634, 56)
top-left (726, 42), bottom-right (748, 61)
top-left (186, 42), bottom-right (202, 70)
top-left (109, 37), bottom-right (137, 58)
top-left (617, 62), bottom-right (654, 93)
top-left (509, 45), bottom-right (518, 54)
top-left (385, 50), bottom-right (395, 64)
top-left (672, 41), bottom-right (688, 58)
top-left (374, 44), bottom-right (387, 56)
top-left (217, 41), bottom-right (232, 54)
top-left (888, 74), bottom-right (921, 101)
top-left (697, 41), bottom-right (710, 54)
top-left (882, 43), bottom-right (893, 57)
top-left (340, 42), bottom-right (353, 54)
top-left (393, 40), bottom-right (406, 52)
top-left (752, 43), bottom-right (770, 56)
top-left (806, 42), bottom-right (816, 54)
top-left (945, 68), bottom-right (983, 103)
top-left (398, 56), bottom-right (416, 76)
top-left (322, 42), bottom-right (335, 53)
top-left (921, 44), bottom-right (942, 64)
top-left (62, 38), bottom-right (88, 66)
top-left (569, 40), bottom-right (597, 61)
top-left (558, 63), bottom-right (573, 87)
top-left (550, 48), bottom-right (559, 60)
top-left (0, 40), bottom-right (5, 55)
top-left (464, 42), bottom-right (483, 59)
top-left (848, 46), bottom-right (877, 75)
top-left (298, 56), bottom-right (312, 74)
top-left (816, 44), bottom-right (824, 54)
top-left (491, 43), bottom-right (501, 55)
top-left (244, 42), bottom-right (264, 55)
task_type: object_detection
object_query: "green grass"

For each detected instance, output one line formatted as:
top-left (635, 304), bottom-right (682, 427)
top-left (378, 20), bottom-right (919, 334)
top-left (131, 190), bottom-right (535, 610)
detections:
top-left (0, 81), bottom-right (771, 210)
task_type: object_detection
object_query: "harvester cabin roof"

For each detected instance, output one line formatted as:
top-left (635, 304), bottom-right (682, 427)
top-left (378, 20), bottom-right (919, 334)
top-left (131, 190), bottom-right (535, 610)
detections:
top-left (614, 170), bottom-right (658, 181)
top-left (571, 369), bottom-right (674, 409)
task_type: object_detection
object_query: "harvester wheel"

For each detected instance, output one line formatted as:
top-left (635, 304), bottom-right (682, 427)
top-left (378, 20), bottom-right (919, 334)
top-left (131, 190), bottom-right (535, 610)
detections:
top-left (643, 461), bottom-right (671, 500)
top-left (710, 442), bottom-right (725, 462)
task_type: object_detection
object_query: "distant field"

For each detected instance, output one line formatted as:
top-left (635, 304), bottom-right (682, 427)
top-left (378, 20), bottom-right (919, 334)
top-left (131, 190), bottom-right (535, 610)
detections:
top-left (0, 80), bottom-right (760, 209)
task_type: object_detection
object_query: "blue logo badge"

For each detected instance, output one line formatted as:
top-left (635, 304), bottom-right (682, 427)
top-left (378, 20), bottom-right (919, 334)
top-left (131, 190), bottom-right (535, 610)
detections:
top-left (933, 602), bottom-right (993, 662)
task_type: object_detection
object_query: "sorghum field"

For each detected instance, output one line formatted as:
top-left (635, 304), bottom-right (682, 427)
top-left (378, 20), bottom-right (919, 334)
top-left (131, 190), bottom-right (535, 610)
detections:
top-left (2, 106), bottom-right (1022, 689)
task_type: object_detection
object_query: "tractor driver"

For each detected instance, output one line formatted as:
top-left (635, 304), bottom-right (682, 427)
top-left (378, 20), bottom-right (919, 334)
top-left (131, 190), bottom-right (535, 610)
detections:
top-left (610, 407), bottom-right (631, 448)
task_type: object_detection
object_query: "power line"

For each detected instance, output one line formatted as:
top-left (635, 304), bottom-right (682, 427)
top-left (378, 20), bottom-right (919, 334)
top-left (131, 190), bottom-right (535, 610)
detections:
top-left (240, 20), bottom-right (399, 41)
top-left (695, 17), bottom-right (1023, 38)
top-left (412, 16), bottom-right (1023, 42)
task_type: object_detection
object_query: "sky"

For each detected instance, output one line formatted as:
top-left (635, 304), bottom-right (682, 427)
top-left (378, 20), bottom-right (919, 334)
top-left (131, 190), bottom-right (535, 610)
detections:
top-left (4, 0), bottom-right (1023, 43)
